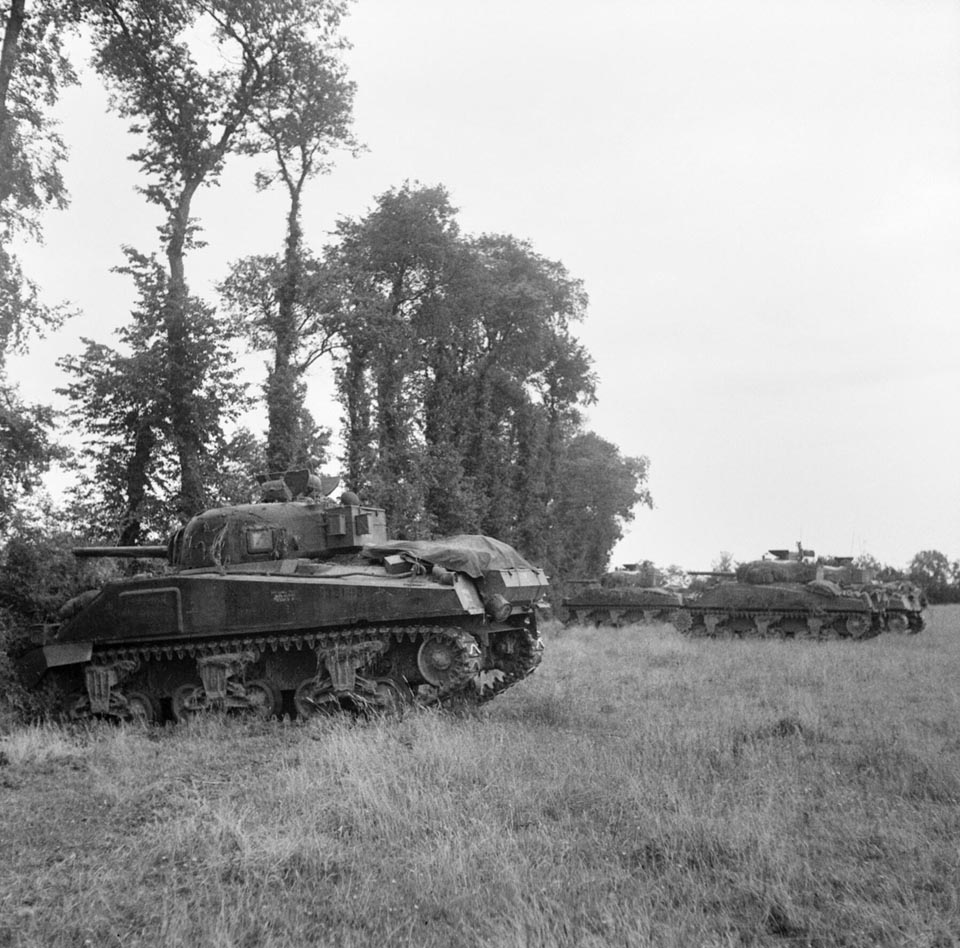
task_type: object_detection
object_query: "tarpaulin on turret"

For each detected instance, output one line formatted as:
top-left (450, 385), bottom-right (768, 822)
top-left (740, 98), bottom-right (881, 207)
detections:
top-left (364, 535), bottom-right (537, 579)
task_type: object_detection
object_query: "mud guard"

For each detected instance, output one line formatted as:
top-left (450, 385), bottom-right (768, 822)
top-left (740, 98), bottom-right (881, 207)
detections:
top-left (16, 642), bottom-right (93, 689)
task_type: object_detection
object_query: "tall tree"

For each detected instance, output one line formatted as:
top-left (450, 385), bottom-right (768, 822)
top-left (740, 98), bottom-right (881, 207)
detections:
top-left (0, 0), bottom-right (79, 526)
top-left (224, 33), bottom-right (357, 471)
top-left (545, 431), bottom-right (651, 580)
top-left (324, 182), bottom-right (461, 533)
top-left (59, 249), bottom-right (246, 543)
top-left (320, 183), bottom-right (631, 558)
top-left (908, 550), bottom-right (956, 604)
top-left (436, 232), bottom-right (595, 546)
top-left (88, 0), bottom-right (351, 516)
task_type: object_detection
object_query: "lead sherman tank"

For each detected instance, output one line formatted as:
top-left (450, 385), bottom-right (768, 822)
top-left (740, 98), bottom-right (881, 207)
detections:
top-left (672, 546), bottom-right (881, 640)
top-left (17, 470), bottom-right (547, 722)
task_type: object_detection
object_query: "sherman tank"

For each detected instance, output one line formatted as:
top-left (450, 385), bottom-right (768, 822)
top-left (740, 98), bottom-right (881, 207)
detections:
top-left (17, 470), bottom-right (547, 722)
top-left (562, 566), bottom-right (682, 626)
top-left (873, 580), bottom-right (926, 633)
top-left (672, 546), bottom-right (882, 640)
top-left (814, 557), bottom-right (926, 633)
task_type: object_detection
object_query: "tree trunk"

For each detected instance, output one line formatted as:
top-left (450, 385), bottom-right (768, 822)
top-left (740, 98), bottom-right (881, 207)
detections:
top-left (164, 183), bottom-right (205, 518)
top-left (0, 0), bottom-right (25, 207)
top-left (266, 189), bottom-right (304, 471)
top-left (118, 421), bottom-right (156, 545)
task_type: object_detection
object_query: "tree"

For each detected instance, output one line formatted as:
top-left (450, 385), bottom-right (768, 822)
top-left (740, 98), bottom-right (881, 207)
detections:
top-left (59, 249), bottom-right (246, 543)
top-left (322, 183), bottom-right (604, 546)
top-left (854, 553), bottom-right (903, 582)
top-left (0, 0), bottom-right (78, 524)
top-left (712, 551), bottom-right (735, 573)
top-left (0, 0), bottom-right (76, 240)
top-left (323, 182), bottom-right (463, 533)
top-left (225, 32), bottom-right (358, 471)
top-left (88, 0), bottom-right (352, 517)
top-left (908, 550), bottom-right (957, 604)
top-left (1, 0), bottom-right (76, 343)
top-left (661, 565), bottom-right (690, 588)
top-left (542, 431), bottom-right (651, 581)
top-left (0, 385), bottom-right (60, 531)
top-left (318, 183), bottom-right (646, 562)
top-left (431, 232), bottom-right (596, 547)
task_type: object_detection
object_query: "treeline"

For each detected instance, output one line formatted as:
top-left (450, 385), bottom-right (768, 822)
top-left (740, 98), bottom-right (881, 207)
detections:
top-left (863, 551), bottom-right (960, 605)
top-left (0, 1), bottom-right (650, 605)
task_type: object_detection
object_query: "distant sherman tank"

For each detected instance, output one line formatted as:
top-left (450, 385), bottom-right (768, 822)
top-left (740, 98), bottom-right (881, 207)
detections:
top-left (874, 580), bottom-right (926, 633)
top-left (562, 565), bottom-right (682, 627)
top-left (672, 545), bottom-right (881, 640)
top-left (814, 557), bottom-right (926, 633)
top-left (17, 470), bottom-right (547, 722)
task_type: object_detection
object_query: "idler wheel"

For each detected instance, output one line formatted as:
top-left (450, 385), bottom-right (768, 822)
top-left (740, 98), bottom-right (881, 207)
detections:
top-left (125, 690), bottom-right (160, 725)
top-left (417, 635), bottom-right (476, 688)
top-left (886, 613), bottom-right (910, 634)
top-left (244, 679), bottom-right (281, 719)
top-left (172, 682), bottom-right (207, 721)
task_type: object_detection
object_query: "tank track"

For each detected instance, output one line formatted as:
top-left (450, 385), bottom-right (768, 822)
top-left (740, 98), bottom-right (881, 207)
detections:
top-left (884, 610), bottom-right (925, 634)
top-left (672, 608), bottom-right (880, 640)
top-left (563, 605), bottom-right (676, 627)
top-left (78, 621), bottom-right (542, 719)
top-left (476, 627), bottom-right (544, 703)
top-left (92, 625), bottom-right (432, 666)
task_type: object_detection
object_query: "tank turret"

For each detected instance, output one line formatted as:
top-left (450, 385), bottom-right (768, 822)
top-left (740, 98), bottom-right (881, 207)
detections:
top-left (18, 470), bottom-right (548, 721)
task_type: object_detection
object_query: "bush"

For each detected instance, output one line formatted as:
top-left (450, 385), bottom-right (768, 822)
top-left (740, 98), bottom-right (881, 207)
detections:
top-left (0, 521), bottom-right (120, 725)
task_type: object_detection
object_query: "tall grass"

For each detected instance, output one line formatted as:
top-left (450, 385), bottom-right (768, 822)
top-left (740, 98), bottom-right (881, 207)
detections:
top-left (2, 606), bottom-right (959, 947)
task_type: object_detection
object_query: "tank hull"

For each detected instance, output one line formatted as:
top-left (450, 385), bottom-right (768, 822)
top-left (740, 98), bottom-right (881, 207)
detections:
top-left (562, 586), bottom-right (682, 627)
top-left (21, 554), bottom-right (547, 721)
top-left (670, 582), bottom-right (880, 640)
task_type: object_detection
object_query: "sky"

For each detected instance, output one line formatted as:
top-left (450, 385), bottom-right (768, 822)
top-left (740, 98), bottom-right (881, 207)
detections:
top-left (11, 0), bottom-right (960, 572)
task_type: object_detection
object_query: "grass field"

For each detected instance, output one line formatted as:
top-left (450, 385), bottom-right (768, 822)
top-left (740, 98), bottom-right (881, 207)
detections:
top-left (2, 606), bottom-right (959, 947)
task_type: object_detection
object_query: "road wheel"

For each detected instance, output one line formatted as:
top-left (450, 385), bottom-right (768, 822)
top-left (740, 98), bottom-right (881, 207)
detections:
top-left (125, 690), bottom-right (160, 725)
top-left (172, 682), bottom-right (207, 722)
top-left (372, 677), bottom-right (415, 715)
top-left (243, 679), bottom-right (281, 719)
top-left (844, 614), bottom-right (871, 639)
top-left (293, 677), bottom-right (339, 718)
top-left (885, 613), bottom-right (909, 634)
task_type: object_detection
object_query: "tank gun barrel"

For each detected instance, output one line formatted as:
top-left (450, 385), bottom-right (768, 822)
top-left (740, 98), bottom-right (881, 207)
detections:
top-left (687, 570), bottom-right (736, 578)
top-left (73, 545), bottom-right (169, 559)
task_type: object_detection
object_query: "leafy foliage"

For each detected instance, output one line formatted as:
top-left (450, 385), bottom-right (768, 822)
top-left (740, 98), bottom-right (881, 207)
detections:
top-left (0, 0), bottom-right (76, 235)
top-left (225, 48), bottom-right (358, 470)
top-left (58, 249), bottom-right (247, 543)
top-left (908, 550), bottom-right (960, 604)
top-left (315, 183), bottom-right (650, 569)
top-left (84, 0), bottom-right (352, 517)
top-left (0, 0), bottom-right (79, 527)
top-left (0, 384), bottom-right (62, 532)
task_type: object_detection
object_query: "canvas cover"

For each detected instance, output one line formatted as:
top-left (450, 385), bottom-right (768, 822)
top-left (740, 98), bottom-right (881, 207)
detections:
top-left (364, 535), bottom-right (537, 579)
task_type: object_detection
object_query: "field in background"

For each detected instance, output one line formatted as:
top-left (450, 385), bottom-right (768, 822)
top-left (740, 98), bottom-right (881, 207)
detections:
top-left (2, 606), bottom-right (959, 948)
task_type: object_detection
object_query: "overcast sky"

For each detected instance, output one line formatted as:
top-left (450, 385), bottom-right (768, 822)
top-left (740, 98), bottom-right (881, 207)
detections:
top-left (12, 0), bottom-right (960, 571)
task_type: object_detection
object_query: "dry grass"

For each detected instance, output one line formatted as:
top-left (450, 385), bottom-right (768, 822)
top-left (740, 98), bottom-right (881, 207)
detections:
top-left (2, 606), bottom-right (959, 947)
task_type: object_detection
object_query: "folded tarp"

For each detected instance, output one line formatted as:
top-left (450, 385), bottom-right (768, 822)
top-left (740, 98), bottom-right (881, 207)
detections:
top-left (364, 535), bottom-right (536, 579)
